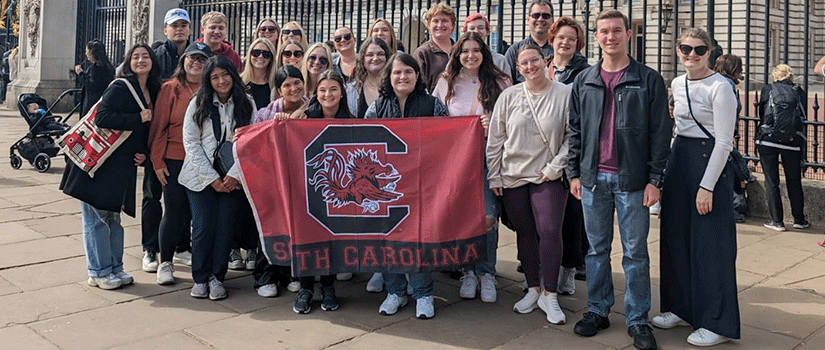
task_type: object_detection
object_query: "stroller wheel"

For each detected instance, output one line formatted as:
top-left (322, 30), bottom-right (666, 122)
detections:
top-left (10, 154), bottom-right (22, 169)
top-left (34, 153), bottom-right (50, 173)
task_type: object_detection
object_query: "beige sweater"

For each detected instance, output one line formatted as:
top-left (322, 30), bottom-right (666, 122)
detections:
top-left (486, 81), bottom-right (571, 189)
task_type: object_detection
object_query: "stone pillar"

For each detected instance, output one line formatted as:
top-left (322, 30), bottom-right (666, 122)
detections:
top-left (6, 0), bottom-right (78, 111)
top-left (149, 1), bottom-right (182, 45)
top-left (124, 0), bottom-right (150, 50)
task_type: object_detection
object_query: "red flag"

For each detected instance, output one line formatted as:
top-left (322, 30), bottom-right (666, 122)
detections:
top-left (235, 117), bottom-right (485, 277)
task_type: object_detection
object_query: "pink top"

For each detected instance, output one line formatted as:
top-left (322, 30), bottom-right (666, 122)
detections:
top-left (432, 73), bottom-right (510, 116)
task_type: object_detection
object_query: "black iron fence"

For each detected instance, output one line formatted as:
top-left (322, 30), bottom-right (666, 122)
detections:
top-left (75, 0), bottom-right (825, 179)
top-left (76, 0), bottom-right (127, 67)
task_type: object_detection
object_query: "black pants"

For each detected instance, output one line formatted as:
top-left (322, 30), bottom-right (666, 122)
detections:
top-left (231, 196), bottom-right (260, 251)
top-left (300, 275), bottom-right (334, 291)
top-left (660, 136), bottom-right (740, 339)
top-left (252, 249), bottom-right (292, 289)
top-left (561, 195), bottom-right (586, 269)
top-left (158, 160), bottom-right (192, 262)
top-left (188, 187), bottom-right (242, 283)
top-left (141, 162), bottom-right (162, 253)
top-left (758, 145), bottom-right (806, 224)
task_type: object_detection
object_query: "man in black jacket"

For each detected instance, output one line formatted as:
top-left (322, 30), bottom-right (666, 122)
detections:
top-left (567, 10), bottom-right (672, 350)
top-left (154, 8), bottom-right (191, 80)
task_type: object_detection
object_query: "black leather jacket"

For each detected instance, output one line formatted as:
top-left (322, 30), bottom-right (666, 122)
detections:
top-left (567, 58), bottom-right (672, 192)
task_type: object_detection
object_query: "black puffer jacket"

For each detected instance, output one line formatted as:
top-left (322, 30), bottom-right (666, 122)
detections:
top-left (363, 90), bottom-right (449, 119)
top-left (548, 52), bottom-right (589, 85)
top-left (567, 58), bottom-right (672, 191)
top-left (154, 40), bottom-right (188, 81)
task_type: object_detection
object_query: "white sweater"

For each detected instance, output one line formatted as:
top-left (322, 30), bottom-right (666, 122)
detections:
top-left (671, 73), bottom-right (737, 191)
top-left (486, 81), bottom-right (571, 189)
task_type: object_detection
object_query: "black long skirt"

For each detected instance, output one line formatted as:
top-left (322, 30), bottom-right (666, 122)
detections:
top-left (659, 136), bottom-right (741, 339)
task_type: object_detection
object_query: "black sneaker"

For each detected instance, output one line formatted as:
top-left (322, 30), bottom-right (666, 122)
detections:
top-left (794, 220), bottom-right (810, 229)
top-left (320, 286), bottom-right (339, 311)
top-left (627, 324), bottom-right (658, 350)
top-left (574, 312), bottom-right (610, 337)
top-left (293, 289), bottom-right (313, 314)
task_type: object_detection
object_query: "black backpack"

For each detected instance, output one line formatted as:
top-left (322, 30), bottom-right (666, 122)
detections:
top-left (760, 82), bottom-right (804, 145)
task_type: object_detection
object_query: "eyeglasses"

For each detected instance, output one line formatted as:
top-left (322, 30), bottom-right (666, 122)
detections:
top-left (530, 12), bottom-right (552, 20)
top-left (250, 49), bottom-right (273, 59)
top-left (187, 54), bottom-right (207, 63)
top-left (308, 55), bottom-right (329, 65)
top-left (334, 33), bottom-right (353, 42)
top-left (517, 57), bottom-right (543, 67)
top-left (282, 50), bottom-right (304, 58)
top-left (258, 26), bottom-right (278, 33)
top-left (282, 29), bottom-right (302, 36)
top-left (678, 44), bottom-right (709, 56)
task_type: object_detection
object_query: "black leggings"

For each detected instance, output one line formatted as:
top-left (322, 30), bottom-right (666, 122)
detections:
top-left (299, 275), bottom-right (334, 291)
top-left (158, 160), bottom-right (192, 262)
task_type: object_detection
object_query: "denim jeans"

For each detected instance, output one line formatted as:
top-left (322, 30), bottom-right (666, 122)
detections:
top-left (81, 202), bottom-right (125, 277)
top-left (385, 272), bottom-right (433, 299)
top-left (469, 165), bottom-right (500, 276)
top-left (581, 172), bottom-right (651, 326)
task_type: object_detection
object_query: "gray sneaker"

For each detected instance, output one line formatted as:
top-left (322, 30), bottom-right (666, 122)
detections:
top-left (228, 249), bottom-right (244, 270)
top-left (208, 277), bottom-right (227, 300)
top-left (142, 251), bottom-right (158, 272)
top-left (245, 250), bottom-right (257, 270)
top-left (114, 271), bottom-right (134, 286)
top-left (557, 267), bottom-right (576, 295)
top-left (416, 296), bottom-right (435, 319)
top-left (190, 283), bottom-right (208, 298)
top-left (88, 273), bottom-right (122, 290)
top-left (479, 273), bottom-right (497, 303)
top-left (156, 261), bottom-right (175, 285)
top-left (173, 251), bottom-right (192, 266)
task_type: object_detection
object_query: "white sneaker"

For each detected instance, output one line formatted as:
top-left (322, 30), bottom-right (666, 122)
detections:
top-left (142, 251), bottom-right (158, 272)
top-left (257, 283), bottom-right (279, 297)
top-left (245, 250), bottom-right (257, 271)
top-left (287, 280), bottom-right (301, 293)
top-left (479, 273), bottom-right (497, 303)
top-left (651, 312), bottom-right (690, 329)
top-left (416, 296), bottom-right (435, 319)
top-left (173, 251), bottom-right (192, 266)
top-left (114, 271), bottom-right (134, 286)
top-left (513, 287), bottom-right (541, 314)
top-left (87, 273), bottom-right (122, 290)
top-left (557, 267), bottom-right (576, 295)
top-left (366, 273), bottom-right (384, 292)
top-left (156, 261), bottom-right (175, 285)
top-left (379, 294), bottom-right (408, 315)
top-left (459, 271), bottom-right (478, 299)
top-left (687, 328), bottom-right (731, 347)
top-left (537, 292), bottom-right (566, 324)
top-left (228, 249), bottom-right (244, 270)
top-left (336, 272), bottom-right (353, 281)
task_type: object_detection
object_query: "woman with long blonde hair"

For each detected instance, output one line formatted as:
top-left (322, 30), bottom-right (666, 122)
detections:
top-left (301, 42), bottom-right (334, 98)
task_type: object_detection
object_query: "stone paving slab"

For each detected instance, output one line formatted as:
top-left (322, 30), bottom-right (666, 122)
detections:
top-left (0, 274), bottom-right (22, 296)
top-left (0, 325), bottom-right (61, 349)
top-left (0, 256), bottom-right (88, 292)
top-left (738, 286), bottom-right (825, 340)
top-left (0, 236), bottom-right (84, 269)
top-left (495, 326), bottom-right (621, 350)
top-left (0, 284), bottom-right (112, 328)
top-left (18, 214), bottom-right (83, 237)
top-left (108, 331), bottom-right (212, 350)
top-left (326, 332), bottom-right (477, 350)
top-left (0, 221), bottom-right (47, 245)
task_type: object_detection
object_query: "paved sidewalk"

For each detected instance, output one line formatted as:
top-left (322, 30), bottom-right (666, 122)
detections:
top-left (2, 108), bottom-right (825, 349)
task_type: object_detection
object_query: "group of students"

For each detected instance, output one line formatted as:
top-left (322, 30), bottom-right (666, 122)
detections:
top-left (63, 0), bottom-right (821, 348)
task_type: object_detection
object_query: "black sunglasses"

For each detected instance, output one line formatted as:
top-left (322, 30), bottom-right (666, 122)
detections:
top-left (282, 50), bottom-right (304, 58)
top-left (334, 33), bottom-right (353, 42)
top-left (282, 29), bottom-right (302, 36)
top-left (530, 12), bottom-right (552, 20)
top-left (678, 44), bottom-right (709, 56)
top-left (308, 55), bottom-right (329, 65)
top-left (250, 49), bottom-right (273, 59)
top-left (259, 26), bottom-right (278, 33)
top-left (188, 54), bottom-right (207, 63)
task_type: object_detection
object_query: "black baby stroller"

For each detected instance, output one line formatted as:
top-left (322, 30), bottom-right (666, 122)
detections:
top-left (9, 89), bottom-right (81, 172)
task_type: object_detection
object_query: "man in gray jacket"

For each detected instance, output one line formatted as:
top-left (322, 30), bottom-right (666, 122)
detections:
top-left (567, 10), bottom-right (672, 350)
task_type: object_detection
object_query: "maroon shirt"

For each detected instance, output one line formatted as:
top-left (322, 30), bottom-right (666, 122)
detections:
top-left (597, 67), bottom-right (627, 174)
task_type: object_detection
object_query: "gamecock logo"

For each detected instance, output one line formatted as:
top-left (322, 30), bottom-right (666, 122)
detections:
top-left (307, 149), bottom-right (403, 213)
top-left (304, 125), bottom-right (409, 235)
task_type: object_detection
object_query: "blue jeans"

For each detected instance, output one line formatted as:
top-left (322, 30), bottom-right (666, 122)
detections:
top-left (81, 202), bottom-right (124, 277)
top-left (581, 172), bottom-right (651, 326)
top-left (469, 165), bottom-right (500, 276)
top-left (385, 272), bottom-right (433, 299)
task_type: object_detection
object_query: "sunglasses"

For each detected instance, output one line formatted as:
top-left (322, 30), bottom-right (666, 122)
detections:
top-left (282, 50), bottom-right (304, 58)
top-left (282, 29), bottom-right (302, 36)
top-left (678, 44), bottom-right (709, 56)
top-left (188, 54), bottom-right (207, 63)
top-left (530, 12), bottom-right (552, 20)
top-left (258, 26), bottom-right (278, 33)
top-left (250, 49), bottom-right (273, 59)
top-left (334, 33), bottom-right (353, 42)
top-left (308, 55), bottom-right (329, 65)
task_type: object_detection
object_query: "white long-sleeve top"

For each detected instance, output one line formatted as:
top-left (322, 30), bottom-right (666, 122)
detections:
top-left (486, 81), bottom-right (571, 189)
top-left (671, 73), bottom-right (737, 191)
top-left (179, 95), bottom-right (256, 192)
